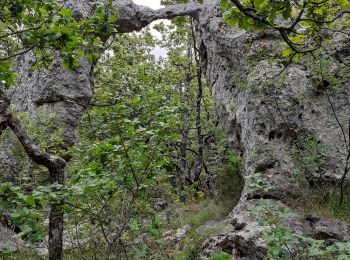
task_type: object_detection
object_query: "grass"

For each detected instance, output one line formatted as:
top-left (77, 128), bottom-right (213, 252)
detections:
top-left (164, 198), bottom-right (230, 230)
top-left (155, 154), bottom-right (244, 259)
top-left (162, 156), bottom-right (244, 259)
top-left (160, 198), bottom-right (231, 259)
top-left (1, 249), bottom-right (41, 260)
top-left (295, 184), bottom-right (350, 226)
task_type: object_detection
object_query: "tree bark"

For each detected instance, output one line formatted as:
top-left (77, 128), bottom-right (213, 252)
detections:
top-left (192, 24), bottom-right (204, 185)
top-left (48, 164), bottom-right (66, 260)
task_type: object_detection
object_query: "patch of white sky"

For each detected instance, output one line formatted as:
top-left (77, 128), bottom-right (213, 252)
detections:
top-left (133, 0), bottom-right (171, 58)
top-left (133, 0), bottom-right (163, 9)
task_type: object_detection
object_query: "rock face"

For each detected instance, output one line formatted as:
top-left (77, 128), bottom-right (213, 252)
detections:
top-left (0, 1), bottom-right (95, 178)
top-left (0, 54), bottom-right (94, 177)
top-left (11, 56), bottom-right (93, 147)
top-left (0, 0), bottom-right (349, 258)
top-left (196, 0), bottom-right (350, 258)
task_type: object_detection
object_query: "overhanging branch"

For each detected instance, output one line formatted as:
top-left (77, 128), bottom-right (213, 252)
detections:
top-left (0, 89), bottom-right (66, 172)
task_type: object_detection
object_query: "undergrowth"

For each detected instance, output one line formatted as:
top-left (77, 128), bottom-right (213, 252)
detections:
top-left (161, 198), bottom-right (231, 259)
top-left (296, 183), bottom-right (350, 226)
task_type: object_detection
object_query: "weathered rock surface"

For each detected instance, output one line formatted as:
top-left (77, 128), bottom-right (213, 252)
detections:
top-left (0, 224), bottom-right (19, 253)
top-left (312, 218), bottom-right (349, 241)
top-left (196, 0), bottom-right (350, 258)
top-left (163, 224), bottom-right (192, 245)
top-left (202, 200), bottom-right (349, 258)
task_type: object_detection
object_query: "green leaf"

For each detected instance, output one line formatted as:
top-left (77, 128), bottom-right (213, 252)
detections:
top-left (282, 1), bottom-right (292, 19)
top-left (59, 8), bottom-right (73, 18)
top-left (282, 48), bottom-right (292, 58)
top-left (221, 0), bottom-right (229, 10)
top-left (292, 53), bottom-right (300, 62)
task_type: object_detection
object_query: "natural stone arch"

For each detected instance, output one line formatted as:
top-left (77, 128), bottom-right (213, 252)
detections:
top-left (1, 0), bottom-right (349, 259)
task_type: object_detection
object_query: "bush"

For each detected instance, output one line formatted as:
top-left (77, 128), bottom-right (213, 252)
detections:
top-left (209, 252), bottom-right (232, 260)
top-left (215, 152), bottom-right (244, 210)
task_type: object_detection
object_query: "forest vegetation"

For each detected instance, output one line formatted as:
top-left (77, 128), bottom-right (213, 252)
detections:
top-left (0, 0), bottom-right (349, 259)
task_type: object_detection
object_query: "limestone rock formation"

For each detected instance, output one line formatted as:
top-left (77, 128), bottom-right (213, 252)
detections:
top-left (196, 1), bottom-right (350, 258)
top-left (1, 0), bottom-right (349, 258)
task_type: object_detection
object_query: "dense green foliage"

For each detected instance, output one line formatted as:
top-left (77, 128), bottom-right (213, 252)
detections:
top-left (222, 0), bottom-right (350, 58)
top-left (0, 13), bottom-right (236, 258)
top-left (61, 22), bottom-right (232, 258)
top-left (0, 0), bottom-right (117, 88)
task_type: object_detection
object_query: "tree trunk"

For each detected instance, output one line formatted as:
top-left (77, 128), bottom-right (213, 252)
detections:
top-left (192, 25), bottom-right (204, 185)
top-left (0, 89), bottom-right (67, 260)
top-left (193, 65), bottom-right (204, 183)
top-left (48, 164), bottom-right (66, 260)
